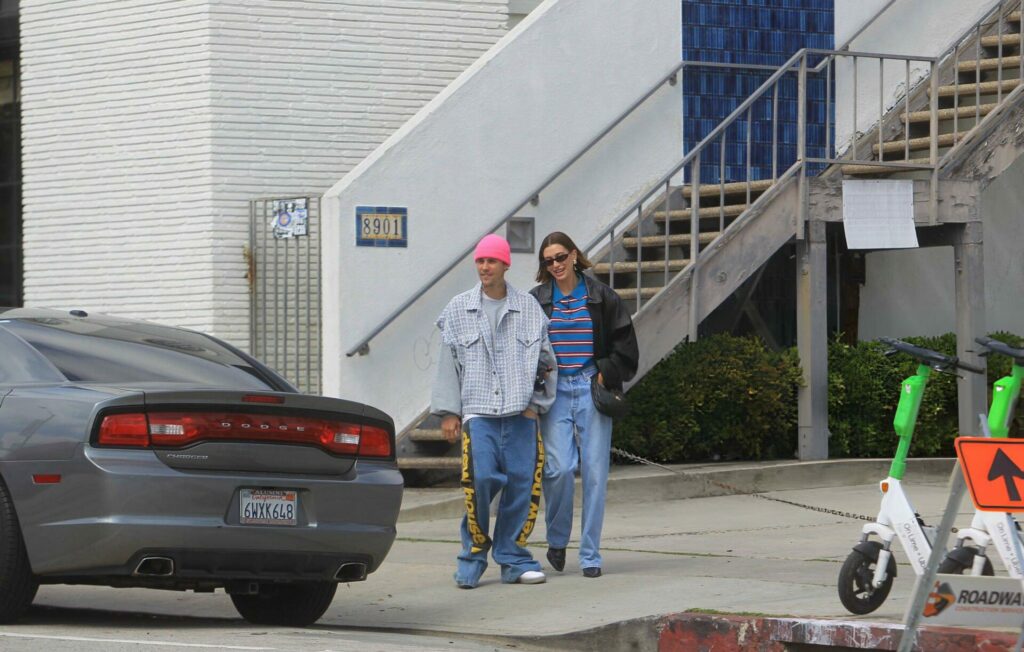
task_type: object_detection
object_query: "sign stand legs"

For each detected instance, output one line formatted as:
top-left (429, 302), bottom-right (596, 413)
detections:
top-left (898, 463), bottom-right (967, 652)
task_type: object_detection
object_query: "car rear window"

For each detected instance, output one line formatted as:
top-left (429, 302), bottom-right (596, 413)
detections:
top-left (0, 317), bottom-right (277, 389)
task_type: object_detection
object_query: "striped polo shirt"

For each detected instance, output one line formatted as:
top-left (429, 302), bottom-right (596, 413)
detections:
top-left (549, 278), bottom-right (594, 375)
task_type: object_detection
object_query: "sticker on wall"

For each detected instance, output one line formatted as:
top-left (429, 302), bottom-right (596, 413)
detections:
top-left (356, 206), bottom-right (408, 248)
top-left (271, 198), bottom-right (309, 239)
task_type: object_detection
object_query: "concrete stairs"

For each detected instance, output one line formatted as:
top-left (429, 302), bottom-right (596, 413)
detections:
top-left (842, 8), bottom-right (1023, 176)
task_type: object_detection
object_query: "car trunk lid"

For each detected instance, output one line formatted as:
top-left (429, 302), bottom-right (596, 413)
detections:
top-left (94, 390), bottom-right (394, 475)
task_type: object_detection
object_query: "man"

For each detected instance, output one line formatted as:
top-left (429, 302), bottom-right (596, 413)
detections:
top-left (431, 234), bottom-right (557, 589)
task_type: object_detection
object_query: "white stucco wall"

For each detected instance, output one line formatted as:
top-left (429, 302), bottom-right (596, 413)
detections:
top-left (20, 0), bottom-right (508, 348)
top-left (322, 0), bottom-right (683, 431)
top-left (858, 157), bottom-right (1024, 339)
top-left (833, 0), bottom-right (998, 154)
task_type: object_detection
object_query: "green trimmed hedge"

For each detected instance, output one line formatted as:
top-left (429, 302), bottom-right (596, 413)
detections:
top-left (613, 332), bottom-right (1024, 463)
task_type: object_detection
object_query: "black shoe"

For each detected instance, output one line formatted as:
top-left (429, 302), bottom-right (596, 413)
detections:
top-left (546, 547), bottom-right (566, 572)
top-left (582, 567), bottom-right (602, 578)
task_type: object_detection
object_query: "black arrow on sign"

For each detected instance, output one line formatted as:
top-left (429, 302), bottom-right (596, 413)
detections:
top-left (988, 449), bottom-right (1024, 502)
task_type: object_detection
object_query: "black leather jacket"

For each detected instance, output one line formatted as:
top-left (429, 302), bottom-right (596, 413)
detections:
top-left (530, 273), bottom-right (639, 390)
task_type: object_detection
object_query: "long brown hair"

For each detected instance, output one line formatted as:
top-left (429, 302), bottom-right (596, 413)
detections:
top-left (535, 231), bottom-right (592, 283)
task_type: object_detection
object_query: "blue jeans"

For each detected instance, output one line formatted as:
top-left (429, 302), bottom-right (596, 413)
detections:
top-left (540, 368), bottom-right (613, 570)
top-left (455, 414), bottom-right (544, 587)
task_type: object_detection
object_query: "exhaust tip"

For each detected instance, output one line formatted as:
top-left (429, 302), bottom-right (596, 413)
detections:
top-left (133, 556), bottom-right (175, 577)
top-left (335, 562), bottom-right (368, 582)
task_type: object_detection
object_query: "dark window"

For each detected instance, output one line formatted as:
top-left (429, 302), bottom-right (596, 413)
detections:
top-left (0, 317), bottom-right (277, 389)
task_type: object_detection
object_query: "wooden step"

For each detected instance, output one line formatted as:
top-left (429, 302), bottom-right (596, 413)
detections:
top-left (398, 456), bottom-right (461, 470)
top-left (407, 429), bottom-right (446, 442)
top-left (931, 77), bottom-right (1020, 98)
top-left (980, 33), bottom-right (1022, 49)
top-left (681, 179), bottom-right (774, 197)
top-left (653, 203), bottom-right (748, 221)
top-left (622, 232), bottom-right (718, 248)
top-left (593, 259), bottom-right (690, 274)
top-left (840, 158), bottom-right (930, 175)
top-left (613, 287), bottom-right (662, 300)
top-left (956, 55), bottom-right (1022, 73)
top-left (872, 130), bottom-right (971, 155)
top-left (900, 103), bottom-right (998, 123)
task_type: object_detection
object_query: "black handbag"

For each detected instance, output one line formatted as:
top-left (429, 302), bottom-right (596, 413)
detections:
top-left (591, 376), bottom-right (630, 419)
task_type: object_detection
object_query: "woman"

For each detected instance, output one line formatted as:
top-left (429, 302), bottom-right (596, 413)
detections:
top-left (530, 232), bottom-right (638, 578)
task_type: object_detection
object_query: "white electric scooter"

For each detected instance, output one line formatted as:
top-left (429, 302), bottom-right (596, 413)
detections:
top-left (941, 336), bottom-right (1024, 578)
top-left (838, 338), bottom-right (990, 615)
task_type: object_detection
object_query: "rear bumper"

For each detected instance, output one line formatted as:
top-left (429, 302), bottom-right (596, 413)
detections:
top-left (4, 445), bottom-right (403, 580)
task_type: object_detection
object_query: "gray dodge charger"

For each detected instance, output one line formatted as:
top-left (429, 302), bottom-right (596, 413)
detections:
top-left (0, 308), bottom-right (403, 626)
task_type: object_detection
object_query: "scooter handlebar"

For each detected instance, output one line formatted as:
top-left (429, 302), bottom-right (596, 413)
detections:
top-left (878, 337), bottom-right (984, 374)
top-left (975, 336), bottom-right (1024, 364)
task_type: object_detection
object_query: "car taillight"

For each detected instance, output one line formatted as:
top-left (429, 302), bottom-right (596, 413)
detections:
top-left (95, 411), bottom-right (393, 458)
top-left (98, 413), bottom-right (150, 447)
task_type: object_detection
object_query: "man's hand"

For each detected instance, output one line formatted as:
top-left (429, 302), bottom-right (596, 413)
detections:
top-left (522, 408), bottom-right (538, 420)
top-left (596, 372), bottom-right (604, 387)
top-left (441, 414), bottom-right (462, 444)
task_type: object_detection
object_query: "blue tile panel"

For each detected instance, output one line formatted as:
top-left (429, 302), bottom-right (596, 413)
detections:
top-left (682, 0), bottom-right (834, 184)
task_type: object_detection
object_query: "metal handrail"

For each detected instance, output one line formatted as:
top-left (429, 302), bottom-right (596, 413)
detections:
top-left (344, 62), bottom-right (684, 356)
top-left (584, 45), bottom-right (940, 326)
top-left (342, 0), bottom-right (946, 358)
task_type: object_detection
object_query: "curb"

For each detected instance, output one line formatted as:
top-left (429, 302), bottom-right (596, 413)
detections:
top-left (655, 613), bottom-right (1017, 651)
top-left (398, 457), bottom-right (957, 522)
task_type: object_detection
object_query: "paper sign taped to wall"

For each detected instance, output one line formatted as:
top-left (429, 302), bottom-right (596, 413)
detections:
top-left (842, 179), bottom-right (918, 249)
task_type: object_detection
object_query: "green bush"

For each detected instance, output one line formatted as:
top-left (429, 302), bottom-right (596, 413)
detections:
top-left (615, 331), bottom-right (1024, 464)
top-left (614, 334), bottom-right (802, 462)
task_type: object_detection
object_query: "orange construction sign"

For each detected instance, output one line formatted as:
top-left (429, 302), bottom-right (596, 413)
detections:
top-left (956, 437), bottom-right (1024, 511)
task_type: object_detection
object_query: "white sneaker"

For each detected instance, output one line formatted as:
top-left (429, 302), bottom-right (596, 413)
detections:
top-left (516, 570), bottom-right (546, 584)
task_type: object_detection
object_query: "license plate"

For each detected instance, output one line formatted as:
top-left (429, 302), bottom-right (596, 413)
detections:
top-left (240, 489), bottom-right (298, 526)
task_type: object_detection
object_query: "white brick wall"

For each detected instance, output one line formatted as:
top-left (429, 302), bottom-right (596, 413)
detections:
top-left (21, 0), bottom-right (507, 347)
top-left (20, 0), bottom-right (216, 330)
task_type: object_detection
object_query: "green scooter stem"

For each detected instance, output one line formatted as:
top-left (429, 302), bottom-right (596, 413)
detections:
top-left (889, 364), bottom-right (931, 481)
top-left (988, 363), bottom-right (1023, 439)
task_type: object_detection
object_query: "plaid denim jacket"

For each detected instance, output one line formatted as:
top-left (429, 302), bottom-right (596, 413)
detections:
top-left (431, 282), bottom-right (556, 418)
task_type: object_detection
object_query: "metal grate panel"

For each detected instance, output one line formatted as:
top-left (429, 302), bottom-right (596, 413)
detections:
top-left (249, 196), bottom-right (321, 394)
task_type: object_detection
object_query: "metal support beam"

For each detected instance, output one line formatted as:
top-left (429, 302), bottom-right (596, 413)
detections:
top-left (954, 221), bottom-right (987, 437)
top-left (797, 220), bottom-right (829, 460)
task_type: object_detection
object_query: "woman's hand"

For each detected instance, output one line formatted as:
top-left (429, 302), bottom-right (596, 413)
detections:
top-left (522, 408), bottom-right (538, 420)
top-left (596, 372), bottom-right (604, 387)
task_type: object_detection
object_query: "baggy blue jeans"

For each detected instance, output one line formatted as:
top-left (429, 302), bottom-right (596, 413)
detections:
top-left (455, 414), bottom-right (544, 587)
top-left (540, 367), bottom-right (613, 570)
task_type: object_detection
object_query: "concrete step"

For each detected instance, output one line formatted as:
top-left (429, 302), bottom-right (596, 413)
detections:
top-left (592, 259), bottom-right (690, 274)
top-left (956, 54), bottom-right (1022, 73)
top-left (681, 178), bottom-right (774, 198)
top-left (399, 456), bottom-right (461, 470)
top-left (871, 130), bottom-right (971, 155)
top-left (653, 203), bottom-right (748, 221)
top-left (900, 102), bottom-right (997, 123)
top-left (840, 158), bottom-right (930, 175)
top-left (979, 32), bottom-right (1023, 49)
top-left (407, 429), bottom-right (446, 442)
top-left (622, 232), bottom-right (718, 248)
top-left (613, 286), bottom-right (662, 300)
top-left (930, 77), bottom-right (1020, 98)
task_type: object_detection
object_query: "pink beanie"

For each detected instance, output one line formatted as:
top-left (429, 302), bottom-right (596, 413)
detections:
top-left (473, 234), bottom-right (511, 266)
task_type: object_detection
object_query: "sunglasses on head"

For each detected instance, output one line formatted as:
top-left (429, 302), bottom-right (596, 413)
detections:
top-left (542, 252), bottom-right (572, 268)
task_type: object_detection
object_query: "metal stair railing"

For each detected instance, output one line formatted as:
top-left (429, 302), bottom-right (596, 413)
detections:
top-left (343, 0), bottom-right (908, 360)
top-left (586, 46), bottom-right (939, 337)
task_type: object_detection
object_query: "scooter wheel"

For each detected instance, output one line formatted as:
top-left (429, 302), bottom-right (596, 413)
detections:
top-left (938, 549), bottom-right (995, 576)
top-left (838, 542), bottom-right (895, 615)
